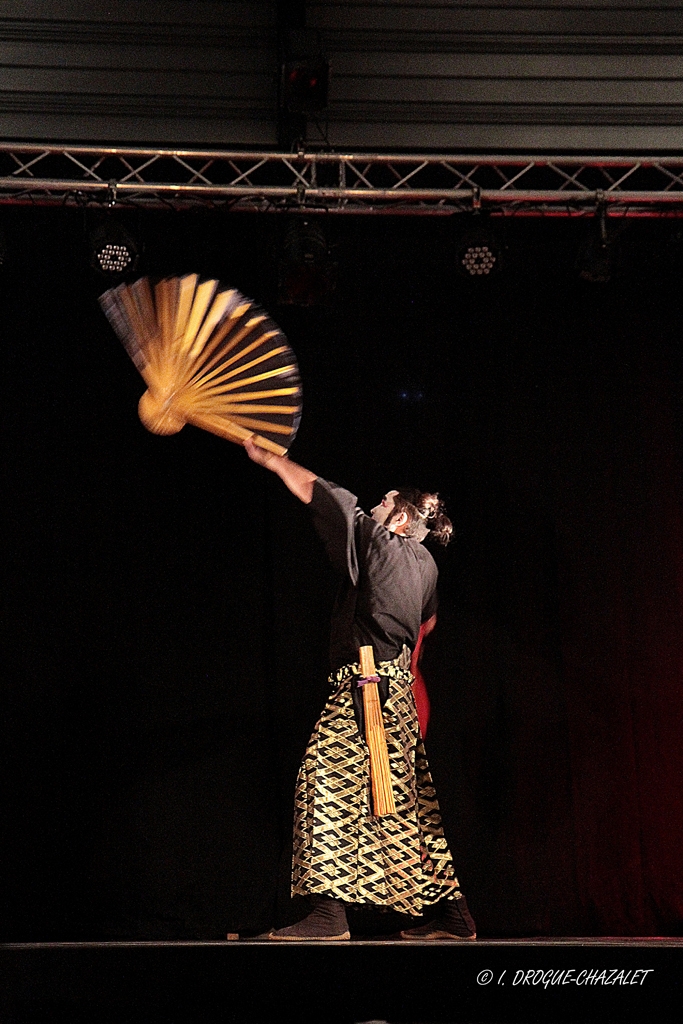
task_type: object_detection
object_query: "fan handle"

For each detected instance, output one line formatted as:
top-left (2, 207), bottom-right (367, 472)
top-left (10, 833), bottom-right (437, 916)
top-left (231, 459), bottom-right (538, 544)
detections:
top-left (185, 413), bottom-right (289, 456)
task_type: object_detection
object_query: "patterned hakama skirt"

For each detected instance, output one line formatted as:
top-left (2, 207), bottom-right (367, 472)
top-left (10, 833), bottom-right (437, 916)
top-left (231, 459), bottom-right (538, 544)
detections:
top-left (291, 658), bottom-right (461, 916)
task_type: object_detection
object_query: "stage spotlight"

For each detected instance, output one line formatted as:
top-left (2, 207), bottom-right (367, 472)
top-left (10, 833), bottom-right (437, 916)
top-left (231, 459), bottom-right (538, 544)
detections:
top-left (460, 244), bottom-right (497, 276)
top-left (280, 30), bottom-right (329, 114)
top-left (89, 220), bottom-right (140, 276)
top-left (456, 227), bottom-right (502, 278)
top-left (278, 219), bottom-right (336, 306)
top-left (576, 235), bottom-right (611, 283)
top-left (576, 202), bottom-right (620, 283)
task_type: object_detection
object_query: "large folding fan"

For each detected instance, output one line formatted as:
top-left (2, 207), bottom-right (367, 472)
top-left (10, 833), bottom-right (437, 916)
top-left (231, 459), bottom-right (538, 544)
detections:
top-left (100, 275), bottom-right (302, 455)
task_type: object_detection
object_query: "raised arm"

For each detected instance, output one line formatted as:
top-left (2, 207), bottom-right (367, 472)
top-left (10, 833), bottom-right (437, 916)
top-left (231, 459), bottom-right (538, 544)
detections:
top-left (244, 436), bottom-right (317, 504)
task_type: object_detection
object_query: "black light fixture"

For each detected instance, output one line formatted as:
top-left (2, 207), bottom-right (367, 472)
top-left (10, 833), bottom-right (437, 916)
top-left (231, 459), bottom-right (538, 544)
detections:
top-left (0, 227), bottom-right (6, 270)
top-left (278, 218), bottom-right (336, 306)
top-left (456, 223), bottom-right (502, 279)
top-left (280, 29), bottom-right (329, 115)
top-left (89, 219), bottom-right (140, 276)
top-left (576, 201), bottom-right (613, 283)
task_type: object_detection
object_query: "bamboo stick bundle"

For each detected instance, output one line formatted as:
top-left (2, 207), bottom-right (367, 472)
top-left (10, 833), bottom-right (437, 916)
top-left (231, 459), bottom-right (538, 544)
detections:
top-left (359, 645), bottom-right (396, 816)
top-left (100, 274), bottom-right (302, 455)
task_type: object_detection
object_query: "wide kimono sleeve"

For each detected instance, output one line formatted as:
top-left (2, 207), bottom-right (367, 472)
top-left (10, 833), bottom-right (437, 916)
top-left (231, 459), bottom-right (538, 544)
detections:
top-left (422, 586), bottom-right (438, 623)
top-left (309, 478), bottom-right (361, 585)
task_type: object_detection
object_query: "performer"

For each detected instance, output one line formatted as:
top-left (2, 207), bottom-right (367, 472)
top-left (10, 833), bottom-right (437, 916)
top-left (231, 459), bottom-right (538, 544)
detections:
top-left (245, 438), bottom-right (476, 941)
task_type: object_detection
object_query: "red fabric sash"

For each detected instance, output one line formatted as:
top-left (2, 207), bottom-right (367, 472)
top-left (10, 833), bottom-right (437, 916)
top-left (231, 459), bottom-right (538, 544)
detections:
top-left (410, 620), bottom-right (431, 737)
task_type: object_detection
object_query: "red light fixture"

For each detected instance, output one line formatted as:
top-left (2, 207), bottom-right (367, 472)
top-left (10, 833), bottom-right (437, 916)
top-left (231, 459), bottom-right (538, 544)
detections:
top-left (280, 30), bottom-right (329, 115)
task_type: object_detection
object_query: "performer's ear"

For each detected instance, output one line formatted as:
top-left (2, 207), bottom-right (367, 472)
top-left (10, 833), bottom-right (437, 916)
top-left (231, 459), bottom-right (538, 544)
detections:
top-left (389, 510), bottom-right (410, 533)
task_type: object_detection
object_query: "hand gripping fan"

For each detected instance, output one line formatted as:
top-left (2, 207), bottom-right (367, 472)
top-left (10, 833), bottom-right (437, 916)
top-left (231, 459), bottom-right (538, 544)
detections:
top-left (100, 274), bottom-right (302, 455)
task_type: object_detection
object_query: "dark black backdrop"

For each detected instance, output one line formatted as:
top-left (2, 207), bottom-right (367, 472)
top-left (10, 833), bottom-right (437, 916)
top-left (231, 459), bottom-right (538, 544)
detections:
top-left (2, 206), bottom-right (683, 941)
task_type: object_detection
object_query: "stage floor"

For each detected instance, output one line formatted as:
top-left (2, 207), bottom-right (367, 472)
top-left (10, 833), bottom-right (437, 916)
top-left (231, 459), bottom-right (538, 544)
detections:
top-left (3, 935), bottom-right (683, 946)
top-left (2, 936), bottom-right (680, 1023)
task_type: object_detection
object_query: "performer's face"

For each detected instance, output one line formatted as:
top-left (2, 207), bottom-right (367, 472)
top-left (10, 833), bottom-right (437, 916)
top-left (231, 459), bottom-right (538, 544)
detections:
top-left (371, 490), bottom-right (399, 527)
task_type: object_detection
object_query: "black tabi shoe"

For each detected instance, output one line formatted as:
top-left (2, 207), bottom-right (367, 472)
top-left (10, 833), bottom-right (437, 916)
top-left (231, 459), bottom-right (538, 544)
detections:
top-left (268, 895), bottom-right (351, 941)
top-left (400, 894), bottom-right (477, 941)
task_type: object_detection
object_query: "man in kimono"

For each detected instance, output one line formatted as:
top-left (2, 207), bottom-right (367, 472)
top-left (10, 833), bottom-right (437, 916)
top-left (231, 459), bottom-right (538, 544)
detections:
top-left (244, 438), bottom-right (476, 941)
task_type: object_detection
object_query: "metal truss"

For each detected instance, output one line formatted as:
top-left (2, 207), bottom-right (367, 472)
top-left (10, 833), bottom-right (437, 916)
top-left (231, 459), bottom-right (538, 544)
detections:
top-left (4, 143), bottom-right (683, 216)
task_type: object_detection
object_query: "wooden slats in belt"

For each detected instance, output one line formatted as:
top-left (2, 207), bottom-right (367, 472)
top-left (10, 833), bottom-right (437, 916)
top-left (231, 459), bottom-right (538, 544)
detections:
top-left (359, 645), bottom-right (396, 816)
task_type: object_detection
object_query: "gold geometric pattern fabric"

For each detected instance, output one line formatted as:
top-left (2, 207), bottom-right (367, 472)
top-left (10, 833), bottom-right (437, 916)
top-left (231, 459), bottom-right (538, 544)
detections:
top-left (292, 659), bottom-right (461, 916)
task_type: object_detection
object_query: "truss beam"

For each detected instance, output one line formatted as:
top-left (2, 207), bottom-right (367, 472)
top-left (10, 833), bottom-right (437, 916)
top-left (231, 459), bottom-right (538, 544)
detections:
top-left (3, 143), bottom-right (683, 215)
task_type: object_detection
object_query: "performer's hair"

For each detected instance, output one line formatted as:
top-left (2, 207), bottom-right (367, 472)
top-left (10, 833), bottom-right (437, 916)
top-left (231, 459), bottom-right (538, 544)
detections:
top-left (391, 488), bottom-right (453, 546)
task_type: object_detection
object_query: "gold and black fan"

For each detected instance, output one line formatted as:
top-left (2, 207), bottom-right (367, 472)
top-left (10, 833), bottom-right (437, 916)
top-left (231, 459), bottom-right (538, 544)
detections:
top-left (100, 274), bottom-right (302, 455)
